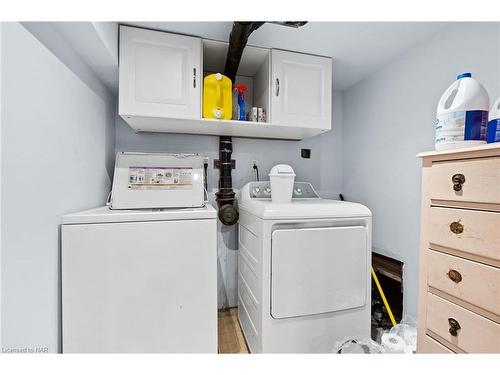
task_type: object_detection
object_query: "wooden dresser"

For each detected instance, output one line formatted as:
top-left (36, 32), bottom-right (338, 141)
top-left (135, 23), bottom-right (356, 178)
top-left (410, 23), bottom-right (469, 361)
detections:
top-left (417, 143), bottom-right (500, 353)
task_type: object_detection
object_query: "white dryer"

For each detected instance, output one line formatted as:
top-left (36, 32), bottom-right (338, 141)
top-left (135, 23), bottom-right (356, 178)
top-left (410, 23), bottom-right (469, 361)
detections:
top-left (237, 181), bottom-right (372, 353)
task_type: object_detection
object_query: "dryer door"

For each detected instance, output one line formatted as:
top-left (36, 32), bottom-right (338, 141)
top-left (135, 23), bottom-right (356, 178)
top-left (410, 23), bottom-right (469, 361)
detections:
top-left (271, 226), bottom-right (367, 319)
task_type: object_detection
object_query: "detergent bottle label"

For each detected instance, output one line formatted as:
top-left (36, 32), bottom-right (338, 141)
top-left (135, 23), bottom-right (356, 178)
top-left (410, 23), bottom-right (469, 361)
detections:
top-left (487, 119), bottom-right (500, 143)
top-left (435, 110), bottom-right (488, 146)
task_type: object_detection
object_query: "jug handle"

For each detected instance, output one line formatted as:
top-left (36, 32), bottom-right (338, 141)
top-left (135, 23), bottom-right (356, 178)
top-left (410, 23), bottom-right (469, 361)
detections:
top-left (216, 82), bottom-right (222, 108)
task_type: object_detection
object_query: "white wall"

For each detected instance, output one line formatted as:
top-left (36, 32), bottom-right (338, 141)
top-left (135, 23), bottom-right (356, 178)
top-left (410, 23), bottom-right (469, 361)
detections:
top-left (116, 92), bottom-right (344, 197)
top-left (115, 123), bottom-right (326, 194)
top-left (21, 22), bottom-right (116, 178)
top-left (0, 23), bottom-right (3, 350)
top-left (342, 22), bottom-right (500, 319)
top-left (115, 91), bottom-right (344, 307)
top-left (1, 23), bottom-right (115, 353)
top-left (321, 92), bottom-right (343, 198)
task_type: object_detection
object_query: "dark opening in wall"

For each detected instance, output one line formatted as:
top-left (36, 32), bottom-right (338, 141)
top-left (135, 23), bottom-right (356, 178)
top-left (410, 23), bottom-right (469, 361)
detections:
top-left (371, 252), bottom-right (403, 341)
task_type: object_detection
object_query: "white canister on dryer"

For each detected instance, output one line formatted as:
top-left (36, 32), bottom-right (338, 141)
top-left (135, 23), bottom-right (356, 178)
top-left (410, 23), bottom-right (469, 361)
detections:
top-left (269, 164), bottom-right (296, 203)
top-left (435, 72), bottom-right (489, 151)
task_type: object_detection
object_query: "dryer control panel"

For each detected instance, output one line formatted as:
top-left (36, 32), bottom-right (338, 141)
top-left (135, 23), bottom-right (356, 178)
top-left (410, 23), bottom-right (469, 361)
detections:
top-left (247, 182), bottom-right (319, 199)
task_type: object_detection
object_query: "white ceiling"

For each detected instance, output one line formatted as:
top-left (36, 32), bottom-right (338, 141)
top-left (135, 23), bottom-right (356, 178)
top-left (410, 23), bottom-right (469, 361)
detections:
top-left (51, 21), bottom-right (448, 94)
top-left (126, 22), bottom-right (447, 91)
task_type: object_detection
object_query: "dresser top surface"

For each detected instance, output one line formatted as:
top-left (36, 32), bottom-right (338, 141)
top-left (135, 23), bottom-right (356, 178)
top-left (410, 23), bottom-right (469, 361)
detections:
top-left (417, 143), bottom-right (500, 160)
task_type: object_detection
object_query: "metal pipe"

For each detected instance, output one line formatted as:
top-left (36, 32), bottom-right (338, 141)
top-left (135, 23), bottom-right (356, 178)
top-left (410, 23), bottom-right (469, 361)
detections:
top-left (215, 136), bottom-right (238, 225)
top-left (216, 22), bottom-right (264, 225)
top-left (223, 22), bottom-right (264, 83)
top-left (216, 21), bottom-right (307, 225)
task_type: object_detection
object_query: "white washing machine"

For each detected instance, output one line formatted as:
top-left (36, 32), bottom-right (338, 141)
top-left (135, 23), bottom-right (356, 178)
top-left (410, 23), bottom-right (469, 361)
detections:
top-left (237, 181), bottom-right (372, 353)
top-left (61, 153), bottom-right (217, 353)
top-left (62, 206), bottom-right (217, 353)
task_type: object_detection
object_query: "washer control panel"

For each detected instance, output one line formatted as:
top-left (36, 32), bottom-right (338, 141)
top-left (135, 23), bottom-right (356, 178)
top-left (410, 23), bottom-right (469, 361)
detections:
top-left (248, 182), bottom-right (319, 199)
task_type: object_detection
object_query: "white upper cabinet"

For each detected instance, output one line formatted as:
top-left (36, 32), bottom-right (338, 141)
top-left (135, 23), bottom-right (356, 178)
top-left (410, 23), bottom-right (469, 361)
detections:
top-left (118, 26), bottom-right (333, 140)
top-left (119, 26), bottom-right (201, 120)
top-left (271, 49), bottom-right (332, 129)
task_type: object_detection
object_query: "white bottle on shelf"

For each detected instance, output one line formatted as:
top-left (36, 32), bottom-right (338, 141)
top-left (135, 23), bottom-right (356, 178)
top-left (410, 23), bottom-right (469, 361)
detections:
top-left (435, 72), bottom-right (489, 151)
top-left (487, 97), bottom-right (500, 143)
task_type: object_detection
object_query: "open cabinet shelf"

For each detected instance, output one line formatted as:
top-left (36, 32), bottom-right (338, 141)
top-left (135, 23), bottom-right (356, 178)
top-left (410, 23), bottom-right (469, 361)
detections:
top-left (123, 115), bottom-right (328, 140)
top-left (202, 39), bottom-right (270, 123)
top-left (201, 118), bottom-right (268, 126)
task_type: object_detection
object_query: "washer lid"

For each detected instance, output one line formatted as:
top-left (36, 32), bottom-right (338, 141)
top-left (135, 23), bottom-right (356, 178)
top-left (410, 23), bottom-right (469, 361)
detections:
top-left (239, 199), bottom-right (371, 220)
top-left (62, 204), bottom-right (217, 224)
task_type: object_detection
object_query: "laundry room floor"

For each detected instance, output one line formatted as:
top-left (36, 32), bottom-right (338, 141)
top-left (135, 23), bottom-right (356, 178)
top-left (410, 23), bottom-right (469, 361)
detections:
top-left (218, 308), bottom-right (249, 354)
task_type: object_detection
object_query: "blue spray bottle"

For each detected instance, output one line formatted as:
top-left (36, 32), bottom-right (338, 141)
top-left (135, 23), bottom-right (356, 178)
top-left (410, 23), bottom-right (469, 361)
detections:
top-left (234, 84), bottom-right (247, 121)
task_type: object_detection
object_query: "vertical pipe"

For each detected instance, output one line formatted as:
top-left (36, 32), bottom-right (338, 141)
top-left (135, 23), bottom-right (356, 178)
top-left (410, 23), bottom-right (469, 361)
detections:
top-left (216, 136), bottom-right (235, 205)
top-left (216, 22), bottom-right (263, 224)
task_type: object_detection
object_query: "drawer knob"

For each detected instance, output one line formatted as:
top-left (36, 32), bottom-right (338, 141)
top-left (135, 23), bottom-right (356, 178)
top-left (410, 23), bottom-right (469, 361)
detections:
top-left (447, 269), bottom-right (462, 283)
top-left (449, 221), bottom-right (464, 234)
top-left (448, 317), bottom-right (461, 336)
top-left (452, 173), bottom-right (465, 191)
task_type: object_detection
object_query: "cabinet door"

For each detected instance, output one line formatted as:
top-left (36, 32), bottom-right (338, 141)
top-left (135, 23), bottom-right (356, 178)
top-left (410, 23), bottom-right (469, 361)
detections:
top-left (271, 49), bottom-right (332, 129)
top-left (119, 26), bottom-right (201, 120)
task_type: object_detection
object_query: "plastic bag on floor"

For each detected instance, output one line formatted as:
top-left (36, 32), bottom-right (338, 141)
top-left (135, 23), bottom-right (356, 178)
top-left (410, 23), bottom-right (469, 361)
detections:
top-left (388, 324), bottom-right (417, 353)
top-left (334, 337), bottom-right (385, 354)
top-left (381, 319), bottom-right (417, 354)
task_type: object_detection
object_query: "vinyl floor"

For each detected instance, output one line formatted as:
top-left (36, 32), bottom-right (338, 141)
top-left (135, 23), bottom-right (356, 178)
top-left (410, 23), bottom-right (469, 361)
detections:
top-left (218, 308), bottom-right (249, 354)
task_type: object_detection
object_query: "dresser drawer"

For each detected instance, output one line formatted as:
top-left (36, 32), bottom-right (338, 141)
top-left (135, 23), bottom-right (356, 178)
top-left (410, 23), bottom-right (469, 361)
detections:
top-left (426, 293), bottom-right (500, 353)
top-left (430, 157), bottom-right (500, 204)
top-left (427, 250), bottom-right (500, 316)
top-left (420, 334), bottom-right (454, 353)
top-left (429, 207), bottom-right (500, 262)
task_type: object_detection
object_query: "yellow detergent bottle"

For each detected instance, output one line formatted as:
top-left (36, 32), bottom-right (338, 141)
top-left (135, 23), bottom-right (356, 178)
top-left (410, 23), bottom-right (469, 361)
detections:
top-left (203, 73), bottom-right (232, 120)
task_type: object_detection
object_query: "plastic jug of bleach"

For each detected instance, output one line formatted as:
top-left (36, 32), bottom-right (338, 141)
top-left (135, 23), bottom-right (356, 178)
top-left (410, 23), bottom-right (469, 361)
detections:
top-left (203, 73), bottom-right (232, 120)
top-left (435, 73), bottom-right (489, 151)
top-left (487, 97), bottom-right (500, 143)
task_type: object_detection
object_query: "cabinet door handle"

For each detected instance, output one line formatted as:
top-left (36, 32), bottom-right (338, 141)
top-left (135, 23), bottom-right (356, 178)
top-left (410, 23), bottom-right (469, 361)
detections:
top-left (452, 173), bottom-right (465, 192)
top-left (275, 78), bottom-right (280, 96)
top-left (449, 221), bottom-right (464, 234)
top-left (447, 269), bottom-right (462, 283)
top-left (193, 68), bottom-right (197, 88)
top-left (448, 318), bottom-right (461, 336)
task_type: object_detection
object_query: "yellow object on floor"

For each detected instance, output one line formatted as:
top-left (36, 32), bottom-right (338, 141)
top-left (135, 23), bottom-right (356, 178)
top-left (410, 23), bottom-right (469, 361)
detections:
top-left (203, 73), bottom-right (232, 120)
top-left (371, 266), bottom-right (397, 327)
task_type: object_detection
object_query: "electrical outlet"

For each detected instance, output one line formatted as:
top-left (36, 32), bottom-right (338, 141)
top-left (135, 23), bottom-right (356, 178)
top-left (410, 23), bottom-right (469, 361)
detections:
top-left (251, 160), bottom-right (258, 168)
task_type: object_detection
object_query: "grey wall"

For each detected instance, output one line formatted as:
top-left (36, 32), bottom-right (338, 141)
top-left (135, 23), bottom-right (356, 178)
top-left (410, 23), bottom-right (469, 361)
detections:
top-left (321, 92), bottom-right (344, 198)
top-left (1, 23), bottom-right (116, 352)
top-left (115, 122), bottom-right (324, 194)
top-left (21, 22), bottom-right (116, 178)
top-left (115, 91), bottom-right (344, 307)
top-left (0, 23), bottom-right (3, 349)
top-left (342, 22), bottom-right (500, 319)
top-left (116, 92), bottom-right (344, 196)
